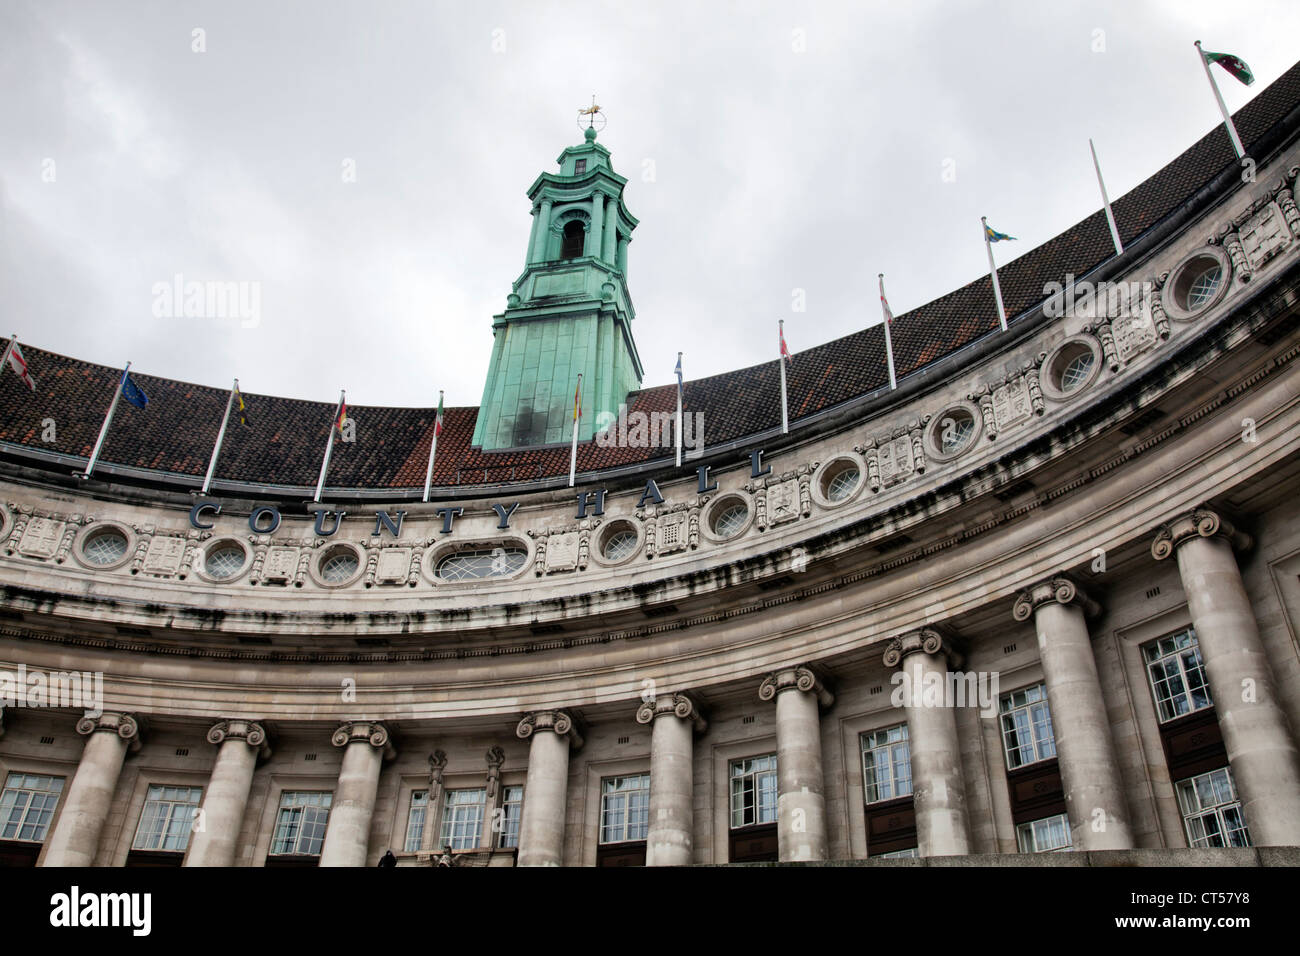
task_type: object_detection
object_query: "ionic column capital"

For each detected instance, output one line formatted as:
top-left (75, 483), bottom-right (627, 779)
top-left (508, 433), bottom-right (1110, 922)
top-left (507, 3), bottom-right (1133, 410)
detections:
top-left (206, 719), bottom-right (271, 759)
top-left (1012, 574), bottom-right (1100, 622)
top-left (758, 666), bottom-right (834, 709)
top-left (331, 720), bottom-right (395, 760)
top-left (516, 710), bottom-right (584, 750)
top-left (1151, 507), bottom-right (1253, 561)
top-left (882, 628), bottom-right (962, 669)
top-left (635, 693), bottom-right (708, 733)
top-left (75, 711), bottom-right (142, 752)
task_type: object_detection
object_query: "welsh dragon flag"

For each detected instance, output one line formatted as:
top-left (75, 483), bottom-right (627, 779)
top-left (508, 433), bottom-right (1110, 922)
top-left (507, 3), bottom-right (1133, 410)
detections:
top-left (1202, 49), bottom-right (1254, 86)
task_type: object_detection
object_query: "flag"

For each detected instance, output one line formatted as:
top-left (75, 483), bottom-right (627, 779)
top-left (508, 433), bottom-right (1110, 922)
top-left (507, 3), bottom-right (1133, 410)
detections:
top-left (121, 370), bottom-right (148, 409)
top-left (674, 353), bottom-right (683, 386)
top-left (1202, 49), bottom-right (1254, 86)
top-left (879, 277), bottom-right (894, 326)
top-left (335, 400), bottom-right (348, 436)
top-left (7, 342), bottom-right (35, 392)
top-left (984, 223), bottom-right (1016, 243)
top-left (434, 392), bottom-right (445, 437)
top-left (779, 323), bottom-right (793, 365)
top-left (234, 385), bottom-right (250, 427)
top-left (879, 274), bottom-right (898, 391)
top-left (573, 377), bottom-right (582, 422)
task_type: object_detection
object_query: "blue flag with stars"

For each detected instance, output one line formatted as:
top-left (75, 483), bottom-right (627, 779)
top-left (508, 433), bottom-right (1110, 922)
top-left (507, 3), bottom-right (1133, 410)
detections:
top-left (121, 369), bottom-right (148, 409)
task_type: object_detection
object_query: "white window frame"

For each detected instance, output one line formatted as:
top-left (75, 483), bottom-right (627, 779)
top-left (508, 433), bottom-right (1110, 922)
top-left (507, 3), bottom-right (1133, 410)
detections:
top-left (1016, 813), bottom-right (1072, 853)
top-left (860, 724), bottom-right (912, 805)
top-left (270, 791), bottom-right (333, 856)
top-left (0, 772), bottom-right (65, 843)
top-left (439, 788), bottom-right (486, 850)
top-left (1143, 627), bottom-right (1213, 723)
top-left (404, 789), bottom-right (428, 853)
top-left (1177, 767), bottom-right (1251, 848)
top-left (131, 784), bottom-right (203, 852)
top-left (729, 754), bottom-right (778, 829)
top-left (1000, 682), bottom-right (1057, 769)
top-left (497, 785), bottom-right (524, 849)
top-left (599, 774), bottom-right (650, 844)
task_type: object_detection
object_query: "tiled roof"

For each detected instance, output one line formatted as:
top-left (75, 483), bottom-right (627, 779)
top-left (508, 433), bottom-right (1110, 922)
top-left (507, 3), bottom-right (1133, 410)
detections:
top-left (3, 60), bottom-right (1299, 493)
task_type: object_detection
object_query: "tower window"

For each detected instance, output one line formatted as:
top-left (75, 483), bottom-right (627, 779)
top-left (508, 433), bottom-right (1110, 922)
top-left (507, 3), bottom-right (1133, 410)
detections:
top-left (574, 159), bottom-right (587, 174)
top-left (560, 220), bottom-right (585, 259)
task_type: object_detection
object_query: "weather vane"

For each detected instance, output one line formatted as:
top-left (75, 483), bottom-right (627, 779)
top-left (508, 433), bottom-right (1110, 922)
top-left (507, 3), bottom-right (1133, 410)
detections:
top-left (577, 93), bottom-right (607, 133)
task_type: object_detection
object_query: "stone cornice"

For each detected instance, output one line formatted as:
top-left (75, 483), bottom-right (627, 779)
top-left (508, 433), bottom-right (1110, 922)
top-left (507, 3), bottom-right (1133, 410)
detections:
top-left (758, 666), bottom-right (834, 709)
top-left (206, 718), bottom-right (271, 759)
top-left (1011, 575), bottom-right (1101, 622)
top-left (76, 710), bottom-right (142, 752)
top-left (635, 692), bottom-right (707, 733)
top-left (516, 709), bottom-right (584, 750)
top-left (1151, 507), bottom-right (1254, 561)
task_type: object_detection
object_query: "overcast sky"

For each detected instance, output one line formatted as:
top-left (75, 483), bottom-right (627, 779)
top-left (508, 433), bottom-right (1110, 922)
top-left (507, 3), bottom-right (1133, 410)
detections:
top-left (2, 0), bottom-right (1297, 409)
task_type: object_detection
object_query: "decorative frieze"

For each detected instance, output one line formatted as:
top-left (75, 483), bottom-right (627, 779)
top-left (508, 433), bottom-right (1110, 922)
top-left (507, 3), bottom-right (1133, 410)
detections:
top-left (858, 419), bottom-right (928, 493)
top-left (969, 359), bottom-right (1045, 441)
top-left (745, 466), bottom-right (813, 531)
top-left (528, 519), bottom-right (599, 574)
top-left (637, 499), bottom-right (705, 559)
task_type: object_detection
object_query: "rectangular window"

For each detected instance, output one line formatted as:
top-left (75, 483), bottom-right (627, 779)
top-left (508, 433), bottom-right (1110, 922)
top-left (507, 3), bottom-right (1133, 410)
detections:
top-left (1000, 683), bottom-right (1057, 769)
top-left (131, 785), bottom-right (203, 852)
top-left (404, 790), bottom-right (428, 853)
top-left (875, 846), bottom-right (919, 859)
top-left (1144, 627), bottom-right (1213, 722)
top-left (574, 159), bottom-right (587, 174)
top-left (1016, 813), bottom-right (1072, 853)
top-left (730, 754), bottom-right (778, 829)
top-left (0, 773), bottom-right (64, 843)
top-left (1177, 767), bottom-right (1251, 848)
top-left (861, 724), bottom-right (912, 804)
top-left (439, 789), bottom-right (486, 850)
top-left (599, 774), bottom-right (650, 844)
top-left (498, 785), bottom-right (523, 849)
top-left (270, 791), bottom-right (332, 856)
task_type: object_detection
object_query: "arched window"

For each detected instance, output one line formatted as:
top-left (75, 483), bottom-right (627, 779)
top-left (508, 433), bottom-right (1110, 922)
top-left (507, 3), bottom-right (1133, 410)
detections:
top-left (560, 220), bottom-right (585, 259)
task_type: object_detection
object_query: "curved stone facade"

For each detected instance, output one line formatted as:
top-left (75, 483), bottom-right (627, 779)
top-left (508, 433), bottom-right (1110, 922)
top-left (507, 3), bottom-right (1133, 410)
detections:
top-left (2, 70), bottom-right (1300, 867)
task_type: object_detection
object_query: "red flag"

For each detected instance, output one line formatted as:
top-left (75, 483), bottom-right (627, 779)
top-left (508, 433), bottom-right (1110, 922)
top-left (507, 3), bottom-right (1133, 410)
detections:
top-left (7, 342), bottom-right (36, 391)
top-left (335, 401), bottom-right (348, 435)
top-left (779, 323), bottom-right (792, 365)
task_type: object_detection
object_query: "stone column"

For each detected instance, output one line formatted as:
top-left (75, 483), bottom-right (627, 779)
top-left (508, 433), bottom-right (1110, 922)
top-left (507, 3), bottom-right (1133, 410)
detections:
top-left (42, 712), bottom-right (141, 866)
top-left (636, 693), bottom-right (707, 866)
top-left (515, 710), bottom-right (582, 866)
top-left (1013, 576), bottom-right (1133, 850)
top-left (587, 194), bottom-right (604, 258)
top-left (185, 719), bottom-right (270, 867)
top-left (884, 630), bottom-right (971, 856)
top-left (758, 667), bottom-right (833, 861)
top-left (318, 721), bottom-right (394, 867)
top-left (617, 236), bottom-right (629, 275)
top-left (602, 198), bottom-right (618, 264)
top-left (530, 198), bottom-right (553, 263)
top-left (1153, 508), bottom-right (1300, 845)
top-left (525, 203), bottom-right (542, 270)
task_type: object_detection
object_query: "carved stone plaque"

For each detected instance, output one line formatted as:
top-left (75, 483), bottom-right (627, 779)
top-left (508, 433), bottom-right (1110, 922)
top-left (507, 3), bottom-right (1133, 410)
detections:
top-left (992, 378), bottom-right (1032, 430)
top-left (1113, 311), bottom-right (1158, 361)
top-left (877, 436), bottom-right (914, 486)
top-left (263, 547), bottom-right (299, 583)
top-left (1239, 202), bottom-right (1291, 269)
top-left (18, 518), bottom-right (64, 559)
top-left (376, 548), bottom-right (411, 584)
top-left (657, 513), bottom-right (687, 555)
top-left (143, 535), bottom-right (185, 575)
top-left (545, 532), bottom-right (580, 573)
top-left (768, 479), bottom-right (800, 525)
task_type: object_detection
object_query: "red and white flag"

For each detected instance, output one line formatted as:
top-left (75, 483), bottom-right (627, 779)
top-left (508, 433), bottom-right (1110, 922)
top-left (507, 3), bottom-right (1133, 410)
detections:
top-left (779, 322), bottom-right (793, 365)
top-left (7, 341), bottom-right (36, 391)
top-left (879, 274), bottom-right (898, 391)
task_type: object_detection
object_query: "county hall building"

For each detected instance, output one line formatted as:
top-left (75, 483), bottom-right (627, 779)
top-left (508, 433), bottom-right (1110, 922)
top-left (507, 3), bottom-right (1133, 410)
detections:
top-left (1, 63), bottom-right (1300, 869)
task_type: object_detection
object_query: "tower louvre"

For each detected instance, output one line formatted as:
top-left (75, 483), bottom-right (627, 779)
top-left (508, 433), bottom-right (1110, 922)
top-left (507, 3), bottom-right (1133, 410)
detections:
top-left (472, 125), bottom-right (643, 450)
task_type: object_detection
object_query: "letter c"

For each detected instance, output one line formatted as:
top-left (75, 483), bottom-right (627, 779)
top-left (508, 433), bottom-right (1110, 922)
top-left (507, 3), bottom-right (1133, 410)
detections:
top-left (190, 501), bottom-right (221, 529)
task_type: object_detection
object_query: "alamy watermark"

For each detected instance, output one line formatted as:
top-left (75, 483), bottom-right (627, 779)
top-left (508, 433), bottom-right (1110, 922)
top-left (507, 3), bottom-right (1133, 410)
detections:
top-left (595, 403), bottom-right (705, 458)
top-left (1043, 273), bottom-right (1153, 319)
top-left (152, 273), bottom-right (261, 328)
top-left (891, 668), bottom-right (1000, 719)
top-left (0, 665), bottom-right (104, 714)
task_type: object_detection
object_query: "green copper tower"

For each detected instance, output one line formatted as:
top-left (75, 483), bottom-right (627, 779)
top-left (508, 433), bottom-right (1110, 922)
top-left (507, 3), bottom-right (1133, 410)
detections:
top-left (472, 124), bottom-right (643, 450)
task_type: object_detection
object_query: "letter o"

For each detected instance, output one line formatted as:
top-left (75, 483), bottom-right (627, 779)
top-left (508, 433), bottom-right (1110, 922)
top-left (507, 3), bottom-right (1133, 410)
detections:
top-left (249, 506), bottom-right (281, 534)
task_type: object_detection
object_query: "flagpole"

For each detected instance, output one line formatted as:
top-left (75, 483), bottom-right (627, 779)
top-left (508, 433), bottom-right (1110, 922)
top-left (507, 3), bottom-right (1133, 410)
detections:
top-left (201, 378), bottom-right (238, 494)
top-left (83, 363), bottom-right (129, 479)
top-left (982, 217), bottom-right (1009, 332)
top-left (779, 320), bottom-right (789, 434)
top-left (422, 389), bottom-right (442, 503)
top-left (675, 353), bottom-right (683, 468)
top-left (568, 374), bottom-right (582, 488)
top-left (1089, 139), bottom-right (1124, 256)
top-left (1195, 41), bottom-right (1246, 160)
top-left (0, 334), bottom-right (17, 380)
top-left (314, 389), bottom-right (344, 503)
top-left (879, 275), bottom-right (898, 390)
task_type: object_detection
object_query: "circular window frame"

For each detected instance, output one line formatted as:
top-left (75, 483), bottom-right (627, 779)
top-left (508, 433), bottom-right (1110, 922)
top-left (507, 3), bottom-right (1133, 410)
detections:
top-left (811, 454), bottom-right (867, 509)
top-left (73, 522), bottom-right (135, 571)
top-left (423, 538), bottom-right (533, 586)
top-left (1161, 247), bottom-right (1231, 321)
top-left (195, 538), bottom-right (251, 584)
top-left (310, 542), bottom-right (365, 589)
top-left (1041, 335), bottom-right (1104, 402)
top-left (924, 401), bottom-right (982, 463)
top-left (701, 492), bottom-right (755, 544)
top-left (591, 519), bottom-right (642, 568)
